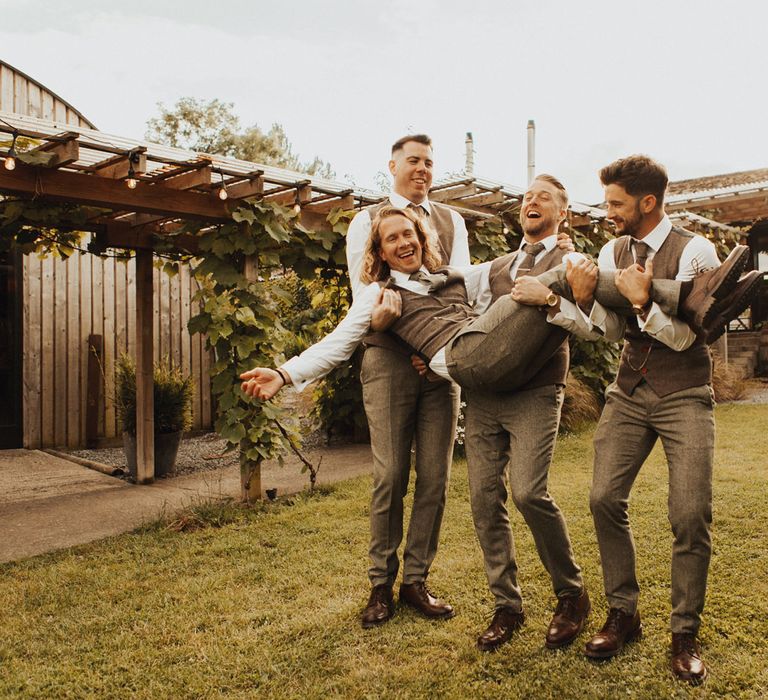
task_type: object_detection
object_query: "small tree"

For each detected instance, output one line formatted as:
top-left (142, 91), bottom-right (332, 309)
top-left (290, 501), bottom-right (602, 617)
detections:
top-left (146, 98), bottom-right (334, 177)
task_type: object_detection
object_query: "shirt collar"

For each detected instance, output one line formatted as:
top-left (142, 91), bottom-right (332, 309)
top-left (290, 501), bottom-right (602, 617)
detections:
top-left (389, 191), bottom-right (432, 216)
top-left (391, 266), bottom-right (428, 284)
top-left (633, 214), bottom-right (671, 252)
top-left (517, 233), bottom-right (558, 254)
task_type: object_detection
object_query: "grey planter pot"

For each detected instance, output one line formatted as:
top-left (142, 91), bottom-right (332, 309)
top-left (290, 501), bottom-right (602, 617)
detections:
top-left (123, 431), bottom-right (183, 479)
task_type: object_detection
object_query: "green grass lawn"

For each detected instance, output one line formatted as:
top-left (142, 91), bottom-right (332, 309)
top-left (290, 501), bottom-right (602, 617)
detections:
top-left (1, 404), bottom-right (766, 699)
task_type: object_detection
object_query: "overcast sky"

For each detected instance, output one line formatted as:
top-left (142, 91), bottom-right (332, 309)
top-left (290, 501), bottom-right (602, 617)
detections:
top-left (2, 0), bottom-right (766, 204)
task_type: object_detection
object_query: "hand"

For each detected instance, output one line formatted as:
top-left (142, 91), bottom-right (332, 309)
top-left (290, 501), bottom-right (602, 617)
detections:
top-left (556, 231), bottom-right (575, 252)
top-left (410, 354), bottom-right (428, 376)
top-left (240, 367), bottom-right (287, 401)
top-left (370, 288), bottom-right (402, 331)
top-left (510, 276), bottom-right (551, 306)
top-left (615, 260), bottom-right (653, 307)
top-left (565, 257), bottom-right (598, 306)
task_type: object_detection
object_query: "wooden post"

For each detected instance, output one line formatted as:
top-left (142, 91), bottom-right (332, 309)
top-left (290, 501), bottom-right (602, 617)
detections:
top-left (135, 249), bottom-right (154, 484)
top-left (240, 251), bottom-right (261, 502)
top-left (85, 334), bottom-right (103, 448)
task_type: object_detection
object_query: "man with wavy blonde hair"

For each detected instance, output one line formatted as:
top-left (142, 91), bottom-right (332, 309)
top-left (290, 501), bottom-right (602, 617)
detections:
top-left (360, 205), bottom-right (443, 284)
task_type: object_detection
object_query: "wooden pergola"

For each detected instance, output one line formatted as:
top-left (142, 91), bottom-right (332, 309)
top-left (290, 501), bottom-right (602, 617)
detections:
top-left (0, 111), bottom-right (381, 485)
top-left (429, 175), bottom-right (607, 228)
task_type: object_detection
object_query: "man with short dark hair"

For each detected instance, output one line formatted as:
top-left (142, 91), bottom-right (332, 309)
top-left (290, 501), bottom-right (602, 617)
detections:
top-left (345, 134), bottom-right (470, 628)
top-left (574, 155), bottom-right (761, 684)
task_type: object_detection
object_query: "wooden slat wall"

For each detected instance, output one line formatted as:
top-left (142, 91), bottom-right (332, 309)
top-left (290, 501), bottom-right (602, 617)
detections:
top-left (22, 255), bottom-right (212, 448)
top-left (0, 62), bottom-right (93, 128)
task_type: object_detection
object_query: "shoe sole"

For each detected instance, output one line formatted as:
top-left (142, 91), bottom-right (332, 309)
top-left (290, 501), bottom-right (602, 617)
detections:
top-left (673, 667), bottom-right (708, 686)
top-left (400, 601), bottom-right (456, 620)
top-left (711, 246), bottom-right (751, 303)
top-left (477, 637), bottom-right (513, 653)
top-left (584, 624), bottom-right (643, 660)
top-left (703, 273), bottom-right (763, 344)
top-left (361, 614), bottom-right (393, 629)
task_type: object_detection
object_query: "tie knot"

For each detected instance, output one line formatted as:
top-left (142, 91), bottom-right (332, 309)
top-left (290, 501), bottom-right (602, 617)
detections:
top-left (409, 270), bottom-right (448, 291)
top-left (407, 203), bottom-right (427, 217)
top-left (523, 242), bottom-right (545, 256)
top-left (633, 240), bottom-right (651, 266)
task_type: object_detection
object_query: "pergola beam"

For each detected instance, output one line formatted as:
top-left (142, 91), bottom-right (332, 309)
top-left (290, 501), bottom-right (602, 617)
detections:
top-left (0, 162), bottom-right (230, 221)
top-left (92, 149), bottom-right (147, 180)
top-left (429, 183), bottom-right (478, 202)
top-left (29, 132), bottom-right (80, 168)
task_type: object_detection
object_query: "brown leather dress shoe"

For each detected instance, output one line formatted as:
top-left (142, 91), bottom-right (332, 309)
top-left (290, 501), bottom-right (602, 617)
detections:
top-left (671, 633), bottom-right (707, 685)
top-left (477, 606), bottom-right (525, 652)
top-left (545, 588), bottom-right (591, 649)
top-left (584, 608), bottom-right (642, 659)
top-left (399, 582), bottom-right (454, 619)
top-left (680, 244), bottom-right (749, 332)
top-left (361, 584), bottom-right (394, 629)
top-left (700, 270), bottom-right (762, 344)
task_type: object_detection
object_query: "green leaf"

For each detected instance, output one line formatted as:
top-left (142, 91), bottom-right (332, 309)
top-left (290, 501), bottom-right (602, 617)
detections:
top-left (232, 208), bottom-right (255, 225)
top-left (219, 421), bottom-right (246, 443)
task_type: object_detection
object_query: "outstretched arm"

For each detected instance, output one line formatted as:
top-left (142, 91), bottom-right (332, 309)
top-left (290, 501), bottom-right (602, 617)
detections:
top-left (240, 367), bottom-right (291, 401)
top-left (244, 282), bottom-right (381, 394)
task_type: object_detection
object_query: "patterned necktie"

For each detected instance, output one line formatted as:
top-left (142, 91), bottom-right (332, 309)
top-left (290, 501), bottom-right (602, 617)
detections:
top-left (409, 270), bottom-right (448, 292)
top-left (513, 242), bottom-right (546, 280)
top-left (633, 240), bottom-right (651, 269)
top-left (407, 203), bottom-right (428, 219)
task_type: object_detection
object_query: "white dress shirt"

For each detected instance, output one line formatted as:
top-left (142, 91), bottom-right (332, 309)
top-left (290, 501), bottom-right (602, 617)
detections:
top-left (345, 192), bottom-right (470, 299)
top-left (589, 215), bottom-right (720, 349)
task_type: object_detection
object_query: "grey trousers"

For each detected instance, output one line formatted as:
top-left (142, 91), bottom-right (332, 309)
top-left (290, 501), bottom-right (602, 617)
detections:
top-left (590, 381), bottom-right (715, 635)
top-left (464, 384), bottom-right (583, 611)
top-left (446, 264), bottom-right (682, 393)
top-left (361, 346), bottom-right (460, 587)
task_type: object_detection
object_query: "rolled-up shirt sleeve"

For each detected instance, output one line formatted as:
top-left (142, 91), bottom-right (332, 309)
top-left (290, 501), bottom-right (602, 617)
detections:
top-left (282, 283), bottom-right (380, 391)
top-left (550, 298), bottom-right (605, 340)
top-left (448, 210), bottom-right (471, 266)
top-left (345, 209), bottom-right (372, 300)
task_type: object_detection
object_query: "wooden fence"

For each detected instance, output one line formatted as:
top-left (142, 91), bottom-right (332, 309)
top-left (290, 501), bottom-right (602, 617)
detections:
top-left (22, 254), bottom-right (212, 448)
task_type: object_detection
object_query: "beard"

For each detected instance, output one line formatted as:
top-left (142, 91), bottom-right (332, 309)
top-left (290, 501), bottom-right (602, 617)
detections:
top-left (613, 202), bottom-right (644, 238)
top-left (521, 215), bottom-right (552, 237)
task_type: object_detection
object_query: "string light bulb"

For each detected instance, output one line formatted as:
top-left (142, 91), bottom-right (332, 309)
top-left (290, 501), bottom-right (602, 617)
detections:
top-left (4, 131), bottom-right (18, 171)
top-left (292, 190), bottom-right (301, 214)
top-left (126, 164), bottom-right (137, 189)
top-left (125, 149), bottom-right (141, 189)
top-left (217, 169), bottom-right (228, 200)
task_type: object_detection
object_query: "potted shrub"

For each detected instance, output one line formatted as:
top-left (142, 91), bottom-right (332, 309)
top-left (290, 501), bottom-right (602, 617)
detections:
top-left (115, 355), bottom-right (194, 478)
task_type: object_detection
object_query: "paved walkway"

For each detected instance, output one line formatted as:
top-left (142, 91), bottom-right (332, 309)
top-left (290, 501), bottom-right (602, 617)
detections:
top-left (0, 443), bottom-right (373, 564)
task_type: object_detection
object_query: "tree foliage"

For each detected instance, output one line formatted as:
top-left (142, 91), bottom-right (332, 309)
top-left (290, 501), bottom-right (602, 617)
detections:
top-left (145, 97), bottom-right (334, 178)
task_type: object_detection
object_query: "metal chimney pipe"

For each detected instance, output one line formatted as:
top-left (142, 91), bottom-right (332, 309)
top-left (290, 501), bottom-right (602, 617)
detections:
top-left (527, 120), bottom-right (535, 185)
top-left (465, 132), bottom-right (474, 175)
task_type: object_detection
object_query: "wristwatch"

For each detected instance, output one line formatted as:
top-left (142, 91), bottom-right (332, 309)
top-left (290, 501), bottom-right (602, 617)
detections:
top-left (545, 291), bottom-right (559, 307)
top-left (631, 300), bottom-right (652, 315)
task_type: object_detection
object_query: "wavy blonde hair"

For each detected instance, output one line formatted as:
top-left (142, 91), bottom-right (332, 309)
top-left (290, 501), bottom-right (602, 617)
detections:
top-left (360, 206), bottom-right (443, 284)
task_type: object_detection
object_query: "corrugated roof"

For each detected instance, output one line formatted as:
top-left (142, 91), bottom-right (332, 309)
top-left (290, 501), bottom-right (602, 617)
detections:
top-left (668, 168), bottom-right (768, 195)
